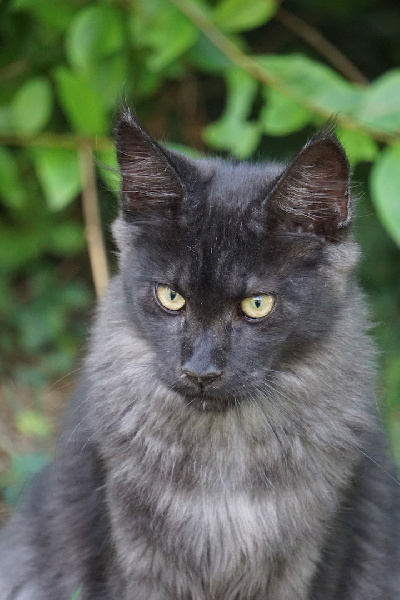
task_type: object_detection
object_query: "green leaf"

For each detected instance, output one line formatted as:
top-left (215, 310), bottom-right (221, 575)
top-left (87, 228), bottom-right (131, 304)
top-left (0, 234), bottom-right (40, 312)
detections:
top-left (358, 70), bottom-right (400, 134)
top-left (213, 0), bottom-right (277, 32)
top-left (164, 142), bottom-right (203, 159)
top-left (0, 105), bottom-right (15, 134)
top-left (203, 68), bottom-right (261, 158)
top-left (0, 225), bottom-right (44, 269)
top-left (66, 6), bottom-right (124, 70)
top-left (0, 147), bottom-right (28, 209)
top-left (205, 119), bottom-right (260, 159)
top-left (370, 143), bottom-right (400, 246)
top-left (47, 222), bottom-right (84, 255)
top-left (96, 148), bottom-right (120, 197)
top-left (12, 77), bottom-right (52, 134)
top-left (256, 54), bottom-right (364, 116)
top-left (12, 0), bottom-right (75, 32)
top-left (188, 34), bottom-right (232, 74)
top-left (336, 128), bottom-right (378, 165)
top-left (60, 281), bottom-right (91, 310)
top-left (54, 67), bottom-right (108, 136)
top-left (19, 303), bottom-right (65, 352)
top-left (15, 409), bottom-right (52, 438)
top-left (84, 55), bottom-right (129, 110)
top-left (0, 452), bottom-right (49, 506)
top-left (132, 0), bottom-right (197, 70)
top-left (260, 87), bottom-right (312, 135)
top-left (33, 147), bottom-right (81, 211)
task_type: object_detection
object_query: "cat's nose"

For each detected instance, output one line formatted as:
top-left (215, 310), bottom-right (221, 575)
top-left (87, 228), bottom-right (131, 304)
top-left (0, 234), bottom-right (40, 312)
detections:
top-left (181, 364), bottom-right (222, 387)
top-left (181, 332), bottom-right (223, 387)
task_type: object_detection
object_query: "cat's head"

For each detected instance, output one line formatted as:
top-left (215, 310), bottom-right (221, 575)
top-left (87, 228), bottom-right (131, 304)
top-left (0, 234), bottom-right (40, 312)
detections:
top-left (113, 107), bottom-right (356, 412)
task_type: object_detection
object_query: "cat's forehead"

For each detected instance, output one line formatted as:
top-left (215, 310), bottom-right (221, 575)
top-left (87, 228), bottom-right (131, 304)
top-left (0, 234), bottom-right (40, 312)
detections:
top-left (193, 159), bottom-right (283, 210)
top-left (132, 157), bottom-right (322, 299)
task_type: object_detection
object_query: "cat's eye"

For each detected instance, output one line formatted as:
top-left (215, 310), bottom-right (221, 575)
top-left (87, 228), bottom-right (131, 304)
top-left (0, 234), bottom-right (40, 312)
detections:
top-left (155, 284), bottom-right (186, 312)
top-left (240, 294), bottom-right (275, 320)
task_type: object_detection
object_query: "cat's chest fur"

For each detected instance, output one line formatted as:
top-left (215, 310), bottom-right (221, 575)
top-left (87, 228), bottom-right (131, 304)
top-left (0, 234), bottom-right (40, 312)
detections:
top-left (87, 328), bottom-right (346, 600)
top-left (105, 429), bottom-right (331, 600)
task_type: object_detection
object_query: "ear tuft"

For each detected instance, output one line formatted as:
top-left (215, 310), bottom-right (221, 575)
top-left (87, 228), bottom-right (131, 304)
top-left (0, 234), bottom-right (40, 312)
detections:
top-left (115, 106), bottom-right (184, 221)
top-left (267, 130), bottom-right (351, 240)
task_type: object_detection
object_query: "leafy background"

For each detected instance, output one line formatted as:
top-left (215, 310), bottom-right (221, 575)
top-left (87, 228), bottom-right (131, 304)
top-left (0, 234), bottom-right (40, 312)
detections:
top-left (0, 0), bottom-right (400, 519)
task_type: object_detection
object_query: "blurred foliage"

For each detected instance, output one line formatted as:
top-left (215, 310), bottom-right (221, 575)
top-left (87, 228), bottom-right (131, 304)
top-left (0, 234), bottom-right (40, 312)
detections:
top-left (0, 0), bottom-right (399, 505)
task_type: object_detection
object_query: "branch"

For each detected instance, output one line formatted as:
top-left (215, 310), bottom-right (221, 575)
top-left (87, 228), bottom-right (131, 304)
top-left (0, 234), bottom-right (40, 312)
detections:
top-left (78, 143), bottom-right (109, 299)
top-left (0, 132), bottom-right (113, 151)
top-left (275, 8), bottom-right (368, 86)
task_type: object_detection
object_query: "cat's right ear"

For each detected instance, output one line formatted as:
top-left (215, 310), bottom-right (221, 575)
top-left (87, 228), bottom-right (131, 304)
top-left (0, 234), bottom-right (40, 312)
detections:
top-left (265, 130), bottom-right (351, 241)
top-left (115, 107), bottom-right (184, 221)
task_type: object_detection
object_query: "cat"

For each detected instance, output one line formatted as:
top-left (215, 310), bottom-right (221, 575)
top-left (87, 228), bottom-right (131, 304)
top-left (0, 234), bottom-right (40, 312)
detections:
top-left (0, 106), bottom-right (399, 600)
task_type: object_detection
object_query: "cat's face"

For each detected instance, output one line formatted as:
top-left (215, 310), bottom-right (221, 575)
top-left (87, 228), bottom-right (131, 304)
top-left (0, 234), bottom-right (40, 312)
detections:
top-left (114, 109), bottom-right (352, 412)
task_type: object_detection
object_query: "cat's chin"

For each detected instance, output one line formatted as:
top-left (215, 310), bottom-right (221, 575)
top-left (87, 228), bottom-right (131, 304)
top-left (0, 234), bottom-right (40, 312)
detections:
top-left (182, 392), bottom-right (237, 413)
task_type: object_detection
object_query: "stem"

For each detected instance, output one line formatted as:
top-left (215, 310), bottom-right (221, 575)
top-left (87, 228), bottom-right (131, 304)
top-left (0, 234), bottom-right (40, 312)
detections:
top-left (78, 143), bottom-right (109, 299)
top-left (275, 8), bottom-right (368, 86)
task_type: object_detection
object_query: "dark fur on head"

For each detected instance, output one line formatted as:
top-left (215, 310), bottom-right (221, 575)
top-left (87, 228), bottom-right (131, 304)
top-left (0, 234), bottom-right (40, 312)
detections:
top-left (0, 107), bottom-right (398, 600)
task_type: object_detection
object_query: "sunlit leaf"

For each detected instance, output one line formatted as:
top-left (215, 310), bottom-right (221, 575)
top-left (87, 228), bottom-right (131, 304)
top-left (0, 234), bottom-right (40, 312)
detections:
top-left (12, 77), bottom-right (52, 134)
top-left (203, 68), bottom-right (261, 158)
top-left (66, 6), bottom-right (124, 70)
top-left (358, 70), bottom-right (400, 134)
top-left (205, 119), bottom-right (260, 159)
top-left (54, 67), bottom-right (108, 136)
top-left (96, 148), bottom-right (120, 197)
top-left (84, 55), bottom-right (129, 109)
top-left (260, 87), bottom-right (312, 135)
top-left (33, 147), bottom-right (81, 211)
top-left (15, 409), bottom-right (52, 438)
top-left (256, 54), bottom-right (364, 116)
top-left (370, 143), bottom-right (400, 246)
top-left (213, 0), bottom-right (277, 32)
top-left (336, 128), bottom-right (378, 165)
top-left (131, 0), bottom-right (197, 70)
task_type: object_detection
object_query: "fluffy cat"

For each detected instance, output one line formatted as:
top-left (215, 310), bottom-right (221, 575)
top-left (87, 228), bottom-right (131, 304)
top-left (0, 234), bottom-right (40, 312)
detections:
top-left (0, 108), bottom-right (399, 600)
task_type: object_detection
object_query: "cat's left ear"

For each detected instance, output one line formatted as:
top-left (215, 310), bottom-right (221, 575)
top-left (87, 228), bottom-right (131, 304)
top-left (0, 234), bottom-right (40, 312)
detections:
top-left (116, 107), bottom-right (184, 221)
top-left (266, 131), bottom-right (350, 240)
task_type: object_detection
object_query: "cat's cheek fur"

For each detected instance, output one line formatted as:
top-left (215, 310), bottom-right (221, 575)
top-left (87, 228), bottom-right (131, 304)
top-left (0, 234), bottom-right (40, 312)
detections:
top-left (321, 239), bottom-right (361, 301)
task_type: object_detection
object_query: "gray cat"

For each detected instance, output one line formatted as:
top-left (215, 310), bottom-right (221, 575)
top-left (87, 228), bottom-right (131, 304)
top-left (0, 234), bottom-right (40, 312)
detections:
top-left (0, 108), bottom-right (399, 600)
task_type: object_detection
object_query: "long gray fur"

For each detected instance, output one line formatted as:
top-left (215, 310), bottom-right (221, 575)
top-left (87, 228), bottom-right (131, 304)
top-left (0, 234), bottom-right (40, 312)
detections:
top-left (0, 109), bottom-right (398, 599)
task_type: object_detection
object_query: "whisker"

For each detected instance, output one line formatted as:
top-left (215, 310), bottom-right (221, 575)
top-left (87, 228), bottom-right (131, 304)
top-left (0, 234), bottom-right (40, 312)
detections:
top-left (45, 367), bottom-right (84, 392)
top-left (349, 443), bottom-right (400, 487)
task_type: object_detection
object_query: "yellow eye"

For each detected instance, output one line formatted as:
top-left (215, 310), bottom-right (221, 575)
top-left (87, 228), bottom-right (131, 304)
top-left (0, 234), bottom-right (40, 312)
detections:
top-left (240, 294), bottom-right (275, 319)
top-left (156, 284), bottom-right (185, 312)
